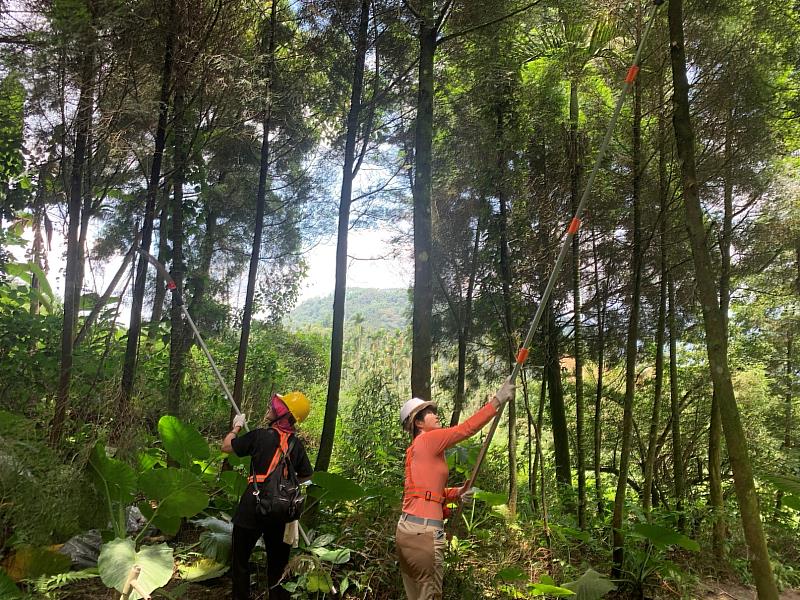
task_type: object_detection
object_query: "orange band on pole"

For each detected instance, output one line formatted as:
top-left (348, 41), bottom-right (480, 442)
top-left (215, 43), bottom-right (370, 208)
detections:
top-left (625, 65), bottom-right (640, 84)
top-left (516, 347), bottom-right (529, 364)
top-left (567, 217), bottom-right (581, 234)
top-left (167, 280), bottom-right (177, 290)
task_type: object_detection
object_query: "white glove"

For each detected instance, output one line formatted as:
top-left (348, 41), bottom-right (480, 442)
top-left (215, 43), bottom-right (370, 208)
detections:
top-left (232, 413), bottom-right (247, 430)
top-left (459, 486), bottom-right (476, 503)
top-left (495, 376), bottom-right (516, 405)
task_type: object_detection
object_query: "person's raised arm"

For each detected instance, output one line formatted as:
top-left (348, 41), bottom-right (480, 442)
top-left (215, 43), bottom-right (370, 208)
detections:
top-left (421, 377), bottom-right (515, 454)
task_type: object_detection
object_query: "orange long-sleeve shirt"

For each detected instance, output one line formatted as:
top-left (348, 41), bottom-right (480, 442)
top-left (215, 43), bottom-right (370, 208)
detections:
top-left (402, 402), bottom-right (498, 520)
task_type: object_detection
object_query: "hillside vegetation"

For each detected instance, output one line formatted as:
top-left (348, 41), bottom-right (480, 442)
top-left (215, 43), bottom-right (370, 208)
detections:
top-left (287, 288), bottom-right (409, 331)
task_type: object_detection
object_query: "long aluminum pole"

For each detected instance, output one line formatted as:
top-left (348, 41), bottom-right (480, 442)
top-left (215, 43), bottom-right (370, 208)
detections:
top-left (454, 0), bottom-right (663, 521)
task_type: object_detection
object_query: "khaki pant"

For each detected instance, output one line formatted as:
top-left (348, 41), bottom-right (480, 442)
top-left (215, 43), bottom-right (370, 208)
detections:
top-left (396, 519), bottom-right (447, 600)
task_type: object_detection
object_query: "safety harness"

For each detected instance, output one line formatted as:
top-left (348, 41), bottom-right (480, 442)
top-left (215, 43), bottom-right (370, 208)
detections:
top-left (403, 444), bottom-right (447, 505)
top-left (248, 429), bottom-right (291, 484)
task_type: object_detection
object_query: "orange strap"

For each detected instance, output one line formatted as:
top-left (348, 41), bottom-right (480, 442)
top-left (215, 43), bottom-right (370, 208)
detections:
top-left (248, 430), bottom-right (290, 483)
top-left (403, 445), bottom-right (447, 505)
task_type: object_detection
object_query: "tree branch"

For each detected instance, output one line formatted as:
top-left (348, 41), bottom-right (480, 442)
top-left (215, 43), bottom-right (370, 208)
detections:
top-left (437, 0), bottom-right (544, 46)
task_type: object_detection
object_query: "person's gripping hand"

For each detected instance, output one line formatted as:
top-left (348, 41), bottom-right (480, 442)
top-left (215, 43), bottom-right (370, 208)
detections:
top-left (232, 413), bottom-right (246, 431)
top-left (495, 376), bottom-right (516, 405)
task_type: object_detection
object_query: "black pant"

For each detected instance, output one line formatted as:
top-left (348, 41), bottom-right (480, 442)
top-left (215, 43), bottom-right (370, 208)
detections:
top-left (231, 522), bottom-right (292, 600)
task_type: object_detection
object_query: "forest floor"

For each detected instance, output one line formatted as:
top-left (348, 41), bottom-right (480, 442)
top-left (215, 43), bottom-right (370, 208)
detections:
top-left (699, 580), bottom-right (800, 600)
top-left (53, 578), bottom-right (800, 599)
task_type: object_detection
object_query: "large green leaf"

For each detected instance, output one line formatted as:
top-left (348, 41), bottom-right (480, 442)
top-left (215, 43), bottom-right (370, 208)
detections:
top-left (87, 442), bottom-right (137, 512)
top-left (97, 538), bottom-right (173, 600)
top-left (139, 502), bottom-right (181, 536)
top-left (219, 470), bottom-right (247, 498)
top-left (473, 489), bottom-right (507, 507)
top-left (563, 568), bottom-right (616, 600)
top-left (0, 569), bottom-right (22, 598)
top-left (630, 523), bottom-right (699, 551)
top-left (194, 517), bottom-right (233, 564)
top-left (764, 474), bottom-right (800, 496)
top-left (310, 471), bottom-right (365, 501)
top-left (158, 416), bottom-right (209, 467)
top-left (139, 467), bottom-right (208, 519)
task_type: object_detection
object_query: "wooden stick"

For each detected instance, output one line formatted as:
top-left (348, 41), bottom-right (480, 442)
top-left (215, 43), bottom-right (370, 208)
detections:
top-left (120, 565), bottom-right (140, 600)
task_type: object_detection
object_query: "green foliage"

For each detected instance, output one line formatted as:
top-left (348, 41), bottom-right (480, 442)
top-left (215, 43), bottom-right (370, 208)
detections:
top-left (97, 538), bottom-right (173, 600)
top-left (0, 411), bottom-right (90, 548)
top-left (87, 442), bottom-right (136, 539)
top-left (562, 568), bottom-right (616, 600)
top-left (0, 569), bottom-right (22, 599)
top-left (193, 517), bottom-right (232, 564)
top-left (310, 470), bottom-right (366, 502)
top-left (28, 568), bottom-right (99, 595)
top-left (157, 415), bottom-right (210, 467)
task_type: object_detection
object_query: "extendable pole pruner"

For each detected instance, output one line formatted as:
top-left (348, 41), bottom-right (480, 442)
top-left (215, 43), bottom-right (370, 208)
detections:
top-left (139, 249), bottom-right (313, 546)
top-left (136, 249), bottom-right (248, 431)
top-left (453, 0), bottom-right (664, 525)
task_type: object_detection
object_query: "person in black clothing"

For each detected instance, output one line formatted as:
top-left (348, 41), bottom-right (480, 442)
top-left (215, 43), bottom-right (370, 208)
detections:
top-left (221, 391), bottom-right (313, 600)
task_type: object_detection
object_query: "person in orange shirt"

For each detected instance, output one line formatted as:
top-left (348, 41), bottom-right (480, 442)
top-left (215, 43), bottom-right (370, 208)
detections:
top-left (396, 378), bottom-right (515, 600)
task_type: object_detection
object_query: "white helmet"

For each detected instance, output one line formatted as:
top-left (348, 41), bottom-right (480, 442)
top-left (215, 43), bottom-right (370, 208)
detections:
top-left (400, 397), bottom-right (436, 431)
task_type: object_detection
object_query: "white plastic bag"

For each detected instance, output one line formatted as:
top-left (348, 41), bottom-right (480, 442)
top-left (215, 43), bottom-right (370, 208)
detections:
top-left (283, 520), bottom-right (299, 547)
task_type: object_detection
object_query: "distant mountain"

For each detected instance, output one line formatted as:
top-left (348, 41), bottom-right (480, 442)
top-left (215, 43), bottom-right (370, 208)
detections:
top-left (287, 288), bottom-right (410, 330)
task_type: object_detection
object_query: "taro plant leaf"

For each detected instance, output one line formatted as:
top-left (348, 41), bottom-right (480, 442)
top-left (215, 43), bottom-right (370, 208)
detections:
top-left (158, 415), bottom-right (210, 467)
top-left (97, 538), bottom-right (173, 600)
top-left (177, 558), bottom-right (228, 582)
top-left (310, 471), bottom-right (365, 501)
top-left (139, 502), bottom-right (181, 536)
top-left (138, 467), bottom-right (209, 519)
top-left (630, 523), bottom-right (699, 551)
top-left (0, 569), bottom-right (21, 598)
top-left (764, 474), bottom-right (800, 496)
top-left (473, 489), bottom-right (507, 507)
top-left (562, 568), bottom-right (616, 600)
top-left (312, 548), bottom-right (350, 564)
top-left (219, 470), bottom-right (247, 498)
top-left (529, 583), bottom-right (576, 596)
top-left (5, 545), bottom-right (71, 580)
top-left (87, 443), bottom-right (137, 537)
top-left (193, 517), bottom-right (233, 564)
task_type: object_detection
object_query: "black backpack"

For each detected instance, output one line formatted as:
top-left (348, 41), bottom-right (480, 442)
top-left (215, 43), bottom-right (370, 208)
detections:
top-left (251, 434), bottom-right (305, 523)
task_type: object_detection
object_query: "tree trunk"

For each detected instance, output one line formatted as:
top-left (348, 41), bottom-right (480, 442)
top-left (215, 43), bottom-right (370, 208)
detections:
top-left (51, 35), bottom-right (94, 446)
top-left (546, 301), bottom-right (573, 495)
top-left (451, 218), bottom-right (481, 426)
top-left (149, 186), bottom-right (171, 338)
top-left (232, 0), bottom-right (277, 416)
top-left (410, 0), bottom-right (436, 400)
top-left (119, 0), bottom-right (176, 419)
top-left (315, 0), bottom-right (370, 473)
top-left (710, 106), bottom-right (735, 555)
top-left (668, 0), bottom-right (778, 595)
top-left (611, 33), bottom-right (643, 573)
top-left (668, 271), bottom-right (685, 529)
top-left (495, 106), bottom-right (518, 516)
top-left (644, 218), bottom-right (667, 515)
top-left (591, 228), bottom-right (606, 517)
top-left (532, 370), bottom-right (547, 514)
top-left (167, 71), bottom-right (187, 416)
top-left (569, 78), bottom-right (586, 529)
